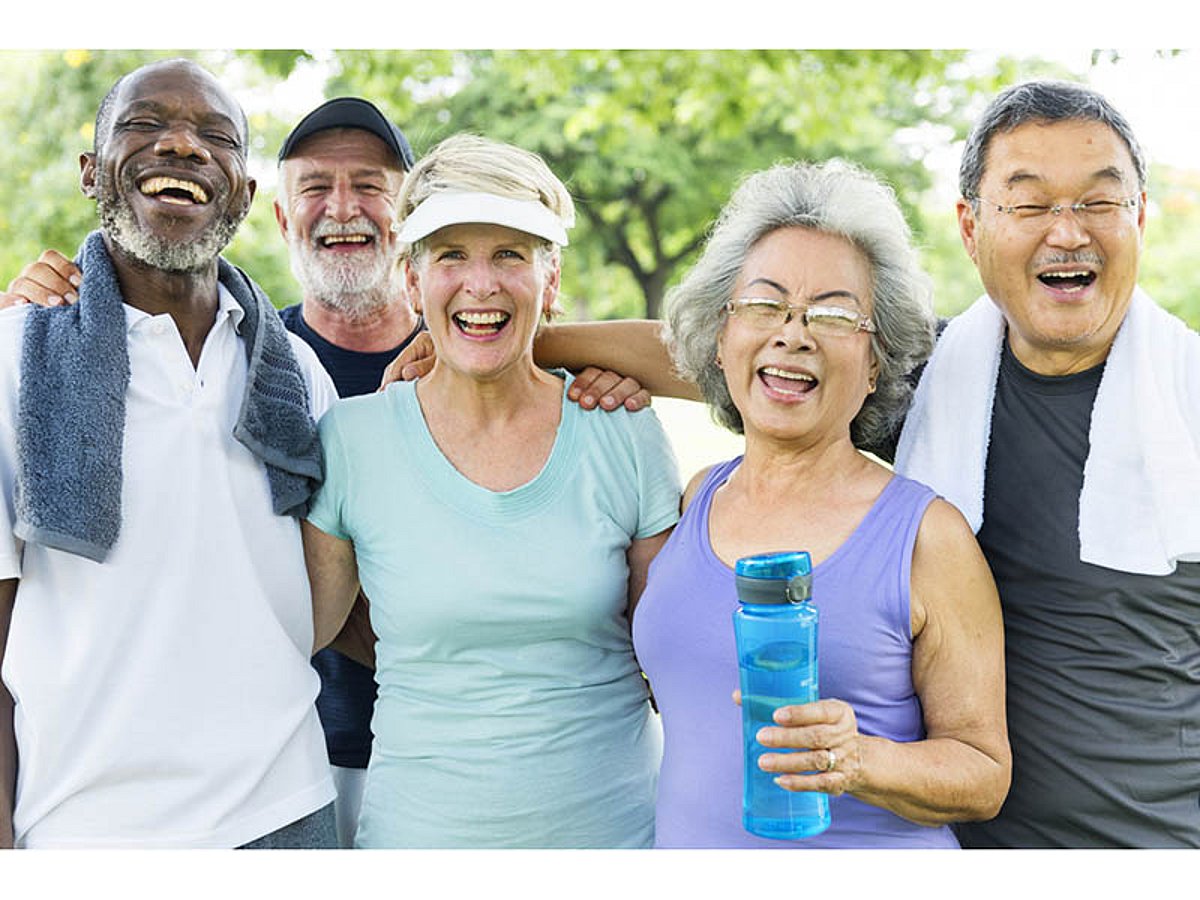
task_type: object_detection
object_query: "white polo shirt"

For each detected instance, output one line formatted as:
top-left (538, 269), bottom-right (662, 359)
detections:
top-left (0, 286), bottom-right (338, 848)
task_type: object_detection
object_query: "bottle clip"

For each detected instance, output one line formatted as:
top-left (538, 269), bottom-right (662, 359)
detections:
top-left (786, 572), bottom-right (812, 605)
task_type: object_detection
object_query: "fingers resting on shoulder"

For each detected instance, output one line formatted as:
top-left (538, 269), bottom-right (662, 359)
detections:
top-left (567, 366), bottom-right (651, 411)
top-left (5, 250), bottom-right (80, 308)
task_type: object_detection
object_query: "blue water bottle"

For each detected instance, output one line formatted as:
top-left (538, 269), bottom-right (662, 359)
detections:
top-left (732, 550), bottom-right (830, 840)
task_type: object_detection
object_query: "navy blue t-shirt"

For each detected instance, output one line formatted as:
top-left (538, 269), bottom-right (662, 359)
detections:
top-left (281, 302), bottom-right (424, 768)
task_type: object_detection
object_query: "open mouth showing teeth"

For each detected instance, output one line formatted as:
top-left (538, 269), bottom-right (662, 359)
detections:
top-left (139, 176), bottom-right (209, 205)
top-left (759, 365), bottom-right (817, 395)
top-left (319, 234), bottom-right (373, 248)
top-left (1038, 270), bottom-right (1097, 292)
top-left (453, 310), bottom-right (511, 336)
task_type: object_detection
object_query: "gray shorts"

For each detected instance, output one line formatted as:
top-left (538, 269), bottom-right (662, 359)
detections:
top-left (237, 803), bottom-right (337, 850)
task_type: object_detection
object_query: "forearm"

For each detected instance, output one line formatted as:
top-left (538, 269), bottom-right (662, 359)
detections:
top-left (0, 686), bottom-right (13, 849)
top-left (1, 579), bottom-right (17, 849)
top-left (329, 592), bottom-right (376, 670)
top-left (533, 320), bottom-right (699, 400)
top-left (852, 732), bottom-right (1010, 826)
top-left (302, 521), bottom-right (361, 653)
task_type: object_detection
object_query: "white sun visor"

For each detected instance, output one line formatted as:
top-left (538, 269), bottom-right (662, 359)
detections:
top-left (396, 191), bottom-right (570, 247)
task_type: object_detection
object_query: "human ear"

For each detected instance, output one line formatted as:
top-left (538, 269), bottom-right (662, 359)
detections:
top-left (541, 256), bottom-right (561, 317)
top-left (404, 258), bottom-right (423, 315)
top-left (80, 153), bottom-right (97, 199)
top-left (273, 199), bottom-right (290, 239)
top-left (956, 197), bottom-right (979, 264)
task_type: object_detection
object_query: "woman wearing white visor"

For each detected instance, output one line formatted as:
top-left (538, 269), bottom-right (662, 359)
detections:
top-left (302, 134), bottom-right (681, 848)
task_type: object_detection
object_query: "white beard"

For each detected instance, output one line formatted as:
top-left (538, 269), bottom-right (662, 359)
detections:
top-left (96, 168), bottom-right (246, 273)
top-left (287, 217), bottom-right (401, 321)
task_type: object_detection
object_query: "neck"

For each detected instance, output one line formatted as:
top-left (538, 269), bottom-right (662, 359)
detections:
top-left (301, 292), bottom-right (420, 353)
top-left (737, 430), bottom-right (871, 497)
top-left (417, 358), bottom-right (560, 426)
top-left (104, 234), bottom-right (220, 365)
top-left (1005, 331), bottom-right (1112, 377)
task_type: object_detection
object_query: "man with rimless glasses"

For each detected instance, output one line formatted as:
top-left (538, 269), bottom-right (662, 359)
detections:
top-left (515, 79), bottom-right (1200, 847)
top-left (894, 79), bottom-right (1200, 848)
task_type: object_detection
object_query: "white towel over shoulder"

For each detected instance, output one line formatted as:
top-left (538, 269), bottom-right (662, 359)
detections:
top-left (895, 288), bottom-right (1200, 576)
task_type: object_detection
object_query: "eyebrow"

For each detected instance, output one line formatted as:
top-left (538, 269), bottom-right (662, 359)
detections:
top-left (743, 277), bottom-right (789, 295)
top-left (810, 290), bottom-right (863, 306)
top-left (116, 100), bottom-right (246, 151)
top-left (741, 280), bottom-right (862, 306)
top-left (293, 166), bottom-right (395, 186)
top-left (1003, 166), bottom-right (1130, 190)
top-left (120, 99), bottom-right (240, 131)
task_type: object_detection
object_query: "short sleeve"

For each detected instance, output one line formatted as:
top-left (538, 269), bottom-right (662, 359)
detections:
top-left (305, 403), bottom-right (353, 541)
top-left (626, 408), bottom-right (682, 539)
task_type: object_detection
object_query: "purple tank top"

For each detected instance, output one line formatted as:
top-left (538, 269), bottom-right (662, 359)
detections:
top-left (633, 457), bottom-right (958, 848)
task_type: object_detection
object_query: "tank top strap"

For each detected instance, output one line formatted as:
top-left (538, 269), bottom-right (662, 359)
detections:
top-left (831, 474), bottom-right (937, 586)
top-left (677, 457), bottom-right (742, 547)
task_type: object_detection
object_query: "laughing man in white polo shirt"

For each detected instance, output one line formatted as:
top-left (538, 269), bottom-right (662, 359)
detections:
top-left (0, 59), bottom-right (338, 850)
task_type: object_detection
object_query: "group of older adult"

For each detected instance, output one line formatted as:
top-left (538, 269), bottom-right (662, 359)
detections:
top-left (0, 58), bottom-right (1196, 851)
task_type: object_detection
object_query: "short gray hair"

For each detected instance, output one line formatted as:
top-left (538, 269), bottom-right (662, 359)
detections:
top-left (664, 159), bottom-right (935, 448)
top-left (959, 79), bottom-right (1147, 200)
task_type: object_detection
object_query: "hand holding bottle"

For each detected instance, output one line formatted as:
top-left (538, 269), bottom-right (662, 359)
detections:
top-left (751, 696), bottom-right (864, 796)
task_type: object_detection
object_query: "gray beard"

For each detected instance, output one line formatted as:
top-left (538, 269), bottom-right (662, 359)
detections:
top-left (95, 168), bottom-right (246, 273)
top-left (288, 235), bottom-right (401, 322)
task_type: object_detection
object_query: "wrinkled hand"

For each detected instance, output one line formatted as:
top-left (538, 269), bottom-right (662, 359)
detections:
top-left (379, 331), bottom-right (435, 391)
top-left (566, 366), bottom-right (651, 412)
top-left (2, 250), bottom-right (80, 309)
top-left (736, 691), bottom-right (863, 796)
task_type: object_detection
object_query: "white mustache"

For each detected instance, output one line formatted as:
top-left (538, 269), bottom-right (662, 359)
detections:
top-left (312, 216), bottom-right (382, 241)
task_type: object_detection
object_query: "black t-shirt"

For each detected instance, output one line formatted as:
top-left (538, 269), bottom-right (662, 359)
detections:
top-left (956, 343), bottom-right (1200, 847)
top-left (280, 302), bottom-right (425, 769)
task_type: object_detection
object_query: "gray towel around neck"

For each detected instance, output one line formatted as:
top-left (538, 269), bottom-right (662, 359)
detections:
top-left (14, 230), bottom-right (324, 563)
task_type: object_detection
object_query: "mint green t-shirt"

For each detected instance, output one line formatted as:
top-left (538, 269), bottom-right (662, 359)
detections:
top-left (307, 374), bottom-right (681, 847)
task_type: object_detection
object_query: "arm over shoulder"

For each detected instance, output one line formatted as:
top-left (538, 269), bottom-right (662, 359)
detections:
top-left (535, 320), bottom-right (698, 400)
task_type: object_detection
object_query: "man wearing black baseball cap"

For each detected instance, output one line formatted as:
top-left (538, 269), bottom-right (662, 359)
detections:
top-left (274, 97), bottom-right (423, 848)
top-left (278, 96), bottom-right (416, 170)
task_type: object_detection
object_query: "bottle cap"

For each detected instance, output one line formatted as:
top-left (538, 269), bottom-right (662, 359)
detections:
top-left (734, 551), bottom-right (812, 605)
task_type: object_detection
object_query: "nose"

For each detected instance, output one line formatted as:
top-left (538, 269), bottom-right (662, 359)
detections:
top-left (774, 308), bottom-right (816, 351)
top-left (153, 125), bottom-right (212, 163)
top-left (1043, 206), bottom-right (1092, 250)
top-left (462, 256), bottom-right (500, 299)
top-left (324, 179), bottom-right (361, 222)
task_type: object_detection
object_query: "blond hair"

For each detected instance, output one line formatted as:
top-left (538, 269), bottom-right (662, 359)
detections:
top-left (397, 133), bottom-right (575, 251)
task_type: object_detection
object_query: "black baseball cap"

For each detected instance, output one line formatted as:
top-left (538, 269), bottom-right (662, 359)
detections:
top-left (277, 97), bottom-right (415, 170)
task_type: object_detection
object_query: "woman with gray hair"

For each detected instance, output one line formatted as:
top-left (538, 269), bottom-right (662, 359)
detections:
top-left (302, 133), bottom-right (680, 848)
top-left (632, 159), bottom-right (1011, 847)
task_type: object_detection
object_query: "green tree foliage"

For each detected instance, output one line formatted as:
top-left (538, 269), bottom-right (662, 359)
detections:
top-left (1139, 165), bottom-right (1200, 326)
top-left (3, 49), bottom-right (1197, 331)
top-left (311, 49), bottom-right (1003, 320)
